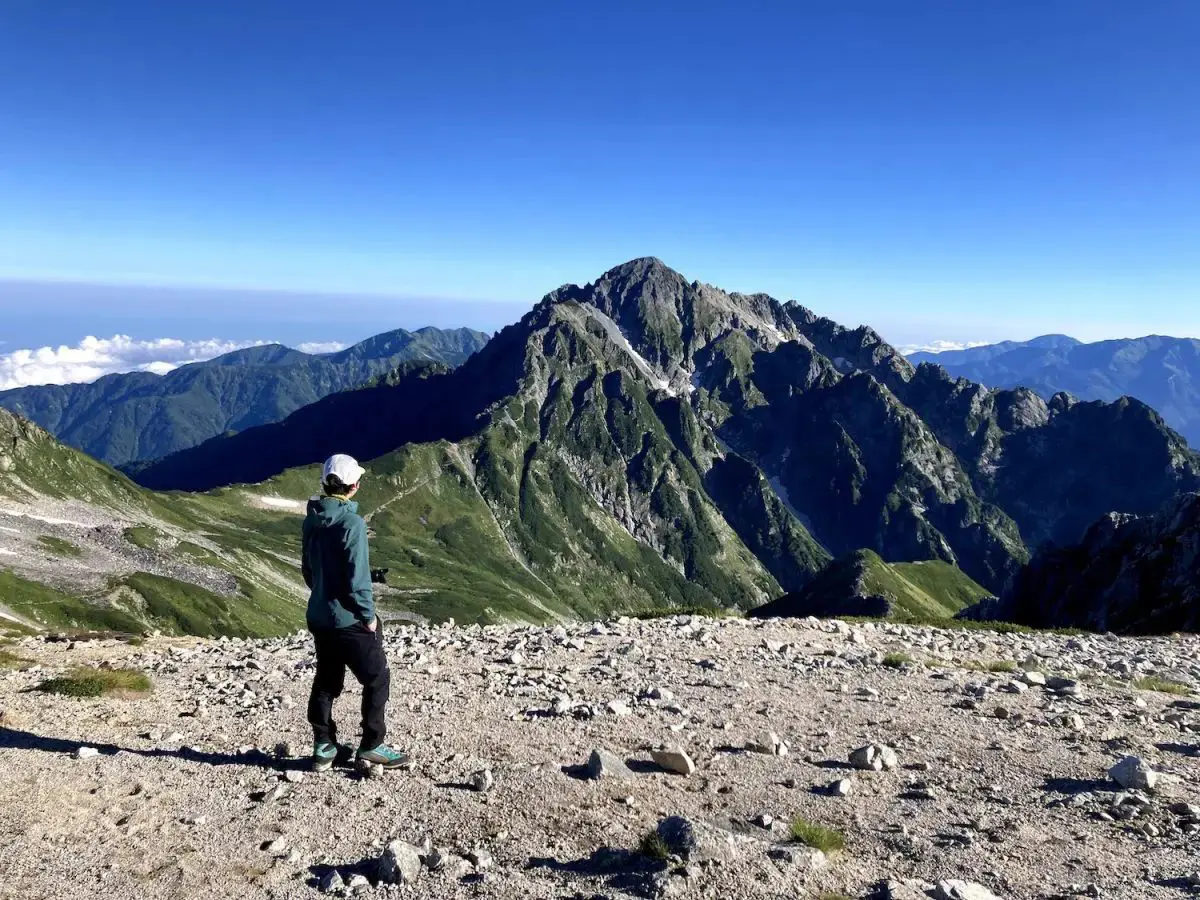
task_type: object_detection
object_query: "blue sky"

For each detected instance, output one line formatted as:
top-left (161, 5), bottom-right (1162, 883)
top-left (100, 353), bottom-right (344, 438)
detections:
top-left (1, 0), bottom-right (1198, 364)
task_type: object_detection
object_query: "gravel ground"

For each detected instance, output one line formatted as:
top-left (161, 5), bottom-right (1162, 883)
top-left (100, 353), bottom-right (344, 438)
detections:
top-left (1, 616), bottom-right (1199, 900)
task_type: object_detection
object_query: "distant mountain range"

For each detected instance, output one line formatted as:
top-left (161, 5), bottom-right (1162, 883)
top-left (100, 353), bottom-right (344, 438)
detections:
top-left (0, 327), bottom-right (489, 466)
top-left (909, 334), bottom-right (1200, 447)
top-left (126, 259), bottom-right (1200, 626)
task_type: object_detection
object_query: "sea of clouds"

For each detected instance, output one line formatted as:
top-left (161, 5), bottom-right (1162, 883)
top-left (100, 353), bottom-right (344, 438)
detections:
top-left (0, 336), bottom-right (347, 390)
top-left (896, 340), bottom-right (990, 356)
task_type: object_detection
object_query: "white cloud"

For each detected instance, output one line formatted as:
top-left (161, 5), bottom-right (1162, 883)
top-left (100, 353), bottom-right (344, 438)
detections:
top-left (296, 341), bottom-right (347, 355)
top-left (897, 340), bottom-right (992, 356)
top-left (0, 335), bottom-right (276, 390)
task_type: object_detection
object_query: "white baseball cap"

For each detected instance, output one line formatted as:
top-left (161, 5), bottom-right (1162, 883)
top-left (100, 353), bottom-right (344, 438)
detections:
top-left (322, 453), bottom-right (365, 488)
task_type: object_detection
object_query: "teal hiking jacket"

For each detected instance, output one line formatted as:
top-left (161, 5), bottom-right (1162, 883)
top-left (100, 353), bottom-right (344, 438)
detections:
top-left (302, 495), bottom-right (375, 630)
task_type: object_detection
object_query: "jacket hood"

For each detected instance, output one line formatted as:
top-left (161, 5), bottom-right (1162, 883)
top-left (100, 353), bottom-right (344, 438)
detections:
top-left (306, 495), bottom-right (360, 527)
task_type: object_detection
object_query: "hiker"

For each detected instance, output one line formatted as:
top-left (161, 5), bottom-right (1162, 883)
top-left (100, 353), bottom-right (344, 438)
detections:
top-left (302, 453), bottom-right (406, 772)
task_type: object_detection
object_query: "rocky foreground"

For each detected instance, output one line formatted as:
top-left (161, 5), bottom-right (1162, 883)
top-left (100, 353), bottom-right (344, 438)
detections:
top-left (2, 616), bottom-right (1199, 900)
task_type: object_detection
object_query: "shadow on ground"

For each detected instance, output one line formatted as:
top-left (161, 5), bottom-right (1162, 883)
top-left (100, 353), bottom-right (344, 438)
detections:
top-left (0, 725), bottom-right (310, 773)
top-left (1042, 776), bottom-right (1112, 795)
top-left (527, 847), bottom-right (669, 898)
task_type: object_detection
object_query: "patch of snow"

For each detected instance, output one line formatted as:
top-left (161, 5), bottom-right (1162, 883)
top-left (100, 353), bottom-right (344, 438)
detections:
top-left (255, 496), bottom-right (306, 511)
top-left (579, 307), bottom-right (676, 395)
top-left (767, 476), bottom-right (827, 551)
top-left (0, 548), bottom-right (15, 556)
top-left (0, 526), bottom-right (19, 534)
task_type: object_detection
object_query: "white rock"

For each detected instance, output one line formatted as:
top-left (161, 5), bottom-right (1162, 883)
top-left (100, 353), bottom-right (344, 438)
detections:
top-left (934, 880), bottom-right (1004, 900)
top-left (850, 743), bottom-right (898, 771)
top-left (831, 778), bottom-right (854, 797)
top-left (378, 840), bottom-right (423, 884)
top-left (1109, 755), bottom-right (1158, 791)
top-left (469, 768), bottom-right (494, 792)
top-left (651, 747), bottom-right (696, 776)
top-left (318, 870), bottom-right (345, 893)
top-left (75, 747), bottom-right (100, 760)
top-left (747, 730), bottom-right (788, 756)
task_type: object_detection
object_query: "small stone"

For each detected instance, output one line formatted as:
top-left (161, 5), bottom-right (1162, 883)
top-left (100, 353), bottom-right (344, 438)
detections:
top-left (753, 813), bottom-right (773, 828)
top-left (747, 730), bottom-right (788, 756)
top-left (1109, 756), bottom-right (1158, 791)
top-left (345, 874), bottom-right (370, 891)
top-left (606, 700), bottom-right (632, 716)
top-left (75, 747), bottom-right (100, 760)
top-left (318, 870), bottom-right (345, 893)
top-left (651, 747), bottom-right (696, 776)
top-left (587, 748), bottom-right (633, 780)
top-left (506, 651), bottom-right (524, 665)
top-left (378, 840), bottom-right (423, 884)
top-left (469, 768), bottom-right (494, 792)
top-left (423, 847), bottom-right (449, 871)
top-left (262, 836), bottom-right (288, 854)
top-left (884, 880), bottom-right (936, 900)
top-left (850, 743), bottom-right (898, 771)
top-left (1022, 670), bottom-right (1047, 686)
top-left (465, 847), bottom-right (493, 869)
top-left (284, 770), bottom-right (305, 784)
top-left (831, 778), bottom-right (854, 797)
top-left (994, 706), bottom-right (1010, 720)
top-left (933, 879), bottom-right (1003, 900)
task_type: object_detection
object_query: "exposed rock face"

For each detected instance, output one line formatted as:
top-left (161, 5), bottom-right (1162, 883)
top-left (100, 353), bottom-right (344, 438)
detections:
top-left (977, 493), bottom-right (1200, 634)
top-left (75, 259), bottom-right (1200, 623)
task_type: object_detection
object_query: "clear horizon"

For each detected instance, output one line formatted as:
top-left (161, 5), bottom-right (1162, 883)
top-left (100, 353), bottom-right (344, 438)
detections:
top-left (2, 1), bottom-right (1198, 356)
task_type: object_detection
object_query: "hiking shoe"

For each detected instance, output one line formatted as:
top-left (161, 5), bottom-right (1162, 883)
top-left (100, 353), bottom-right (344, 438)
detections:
top-left (311, 741), bottom-right (352, 772)
top-left (357, 745), bottom-right (411, 769)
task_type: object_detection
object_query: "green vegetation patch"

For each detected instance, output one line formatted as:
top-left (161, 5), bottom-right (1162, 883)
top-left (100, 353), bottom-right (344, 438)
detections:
top-left (638, 831), bottom-right (671, 861)
top-left (0, 647), bottom-right (30, 669)
top-left (1133, 676), bottom-right (1192, 696)
top-left (860, 552), bottom-right (993, 619)
top-left (882, 651), bottom-right (915, 668)
top-left (629, 605), bottom-right (742, 621)
top-left (0, 570), bottom-right (145, 633)
top-left (123, 525), bottom-right (162, 550)
top-left (37, 666), bottom-right (152, 698)
top-left (789, 818), bottom-right (845, 853)
top-left (37, 535), bottom-right (83, 558)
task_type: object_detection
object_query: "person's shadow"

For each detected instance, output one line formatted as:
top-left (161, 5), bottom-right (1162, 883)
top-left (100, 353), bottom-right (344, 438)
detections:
top-left (0, 725), bottom-right (305, 773)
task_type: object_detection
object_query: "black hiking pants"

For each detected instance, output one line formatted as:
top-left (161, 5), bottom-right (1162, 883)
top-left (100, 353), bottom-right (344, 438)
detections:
top-left (307, 619), bottom-right (390, 751)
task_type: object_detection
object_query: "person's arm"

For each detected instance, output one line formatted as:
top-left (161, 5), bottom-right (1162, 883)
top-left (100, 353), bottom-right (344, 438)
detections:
top-left (301, 517), bottom-right (314, 589)
top-left (342, 516), bottom-right (376, 626)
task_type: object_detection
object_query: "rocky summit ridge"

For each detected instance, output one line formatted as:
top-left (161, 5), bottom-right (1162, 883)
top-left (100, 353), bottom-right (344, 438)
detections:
top-left (1, 614), bottom-right (1199, 898)
top-left (118, 258), bottom-right (1200, 629)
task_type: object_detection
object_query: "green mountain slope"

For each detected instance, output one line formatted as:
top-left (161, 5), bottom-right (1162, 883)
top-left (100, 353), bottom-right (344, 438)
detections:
top-left (749, 549), bottom-right (993, 620)
top-left (0, 326), bottom-right (489, 466)
top-left (0, 409), bottom-right (309, 637)
top-left (909, 334), bottom-right (1200, 448)
top-left (127, 259), bottom-right (1200, 629)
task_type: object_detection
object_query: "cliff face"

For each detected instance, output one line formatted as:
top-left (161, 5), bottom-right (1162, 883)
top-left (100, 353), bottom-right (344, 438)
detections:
top-left (975, 493), bottom-right (1200, 634)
